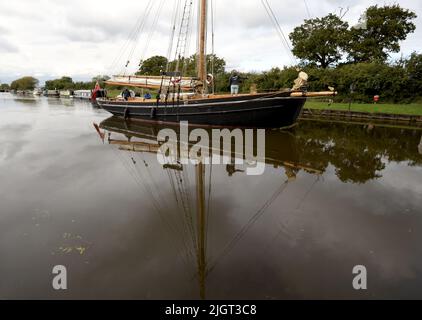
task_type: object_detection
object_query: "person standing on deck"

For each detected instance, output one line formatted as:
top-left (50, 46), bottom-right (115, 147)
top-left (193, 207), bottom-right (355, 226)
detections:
top-left (230, 72), bottom-right (241, 96)
top-left (122, 88), bottom-right (131, 101)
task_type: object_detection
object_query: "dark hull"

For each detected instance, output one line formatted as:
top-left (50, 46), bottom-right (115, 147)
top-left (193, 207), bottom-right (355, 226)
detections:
top-left (97, 92), bottom-right (306, 128)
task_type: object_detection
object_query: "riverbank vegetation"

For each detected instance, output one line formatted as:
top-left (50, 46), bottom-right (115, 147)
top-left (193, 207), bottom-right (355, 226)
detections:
top-left (305, 100), bottom-right (422, 116)
top-left (44, 76), bottom-right (111, 91)
top-left (9, 77), bottom-right (39, 91)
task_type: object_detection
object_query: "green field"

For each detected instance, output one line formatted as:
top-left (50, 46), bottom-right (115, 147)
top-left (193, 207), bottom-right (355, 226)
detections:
top-left (305, 101), bottom-right (422, 116)
top-left (106, 88), bottom-right (158, 99)
top-left (106, 89), bottom-right (123, 98)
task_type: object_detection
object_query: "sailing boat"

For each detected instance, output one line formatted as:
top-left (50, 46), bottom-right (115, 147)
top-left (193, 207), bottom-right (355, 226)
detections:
top-left (97, 0), bottom-right (336, 128)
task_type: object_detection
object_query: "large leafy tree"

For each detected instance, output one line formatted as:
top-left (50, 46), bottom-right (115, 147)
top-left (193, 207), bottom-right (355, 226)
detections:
top-left (289, 14), bottom-right (349, 68)
top-left (405, 52), bottom-right (422, 93)
top-left (45, 76), bottom-right (74, 90)
top-left (138, 54), bottom-right (226, 77)
top-left (10, 77), bottom-right (39, 90)
top-left (347, 5), bottom-right (417, 63)
top-left (0, 83), bottom-right (10, 91)
top-left (174, 54), bottom-right (226, 77)
top-left (137, 56), bottom-right (168, 76)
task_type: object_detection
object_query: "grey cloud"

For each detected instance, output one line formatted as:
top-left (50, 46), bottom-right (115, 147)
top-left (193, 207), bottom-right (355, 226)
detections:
top-left (0, 0), bottom-right (421, 78)
top-left (0, 25), bottom-right (8, 34)
top-left (59, 1), bottom-right (172, 43)
top-left (0, 37), bottom-right (19, 53)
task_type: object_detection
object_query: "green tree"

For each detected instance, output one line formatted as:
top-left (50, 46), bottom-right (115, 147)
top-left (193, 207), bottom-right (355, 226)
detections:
top-left (289, 14), bottom-right (349, 68)
top-left (405, 52), bottom-right (422, 93)
top-left (171, 54), bottom-right (226, 77)
top-left (10, 77), bottom-right (39, 90)
top-left (45, 76), bottom-right (74, 90)
top-left (0, 83), bottom-right (10, 91)
top-left (137, 56), bottom-right (168, 76)
top-left (347, 5), bottom-right (417, 63)
top-left (138, 54), bottom-right (227, 78)
top-left (254, 67), bottom-right (299, 91)
top-left (92, 75), bottom-right (110, 82)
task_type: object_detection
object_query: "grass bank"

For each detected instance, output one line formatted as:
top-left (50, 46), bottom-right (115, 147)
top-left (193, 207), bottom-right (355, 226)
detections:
top-left (305, 100), bottom-right (422, 116)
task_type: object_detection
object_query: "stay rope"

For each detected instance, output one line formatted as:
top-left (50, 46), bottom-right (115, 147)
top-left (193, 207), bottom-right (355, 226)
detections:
top-left (261, 0), bottom-right (297, 66)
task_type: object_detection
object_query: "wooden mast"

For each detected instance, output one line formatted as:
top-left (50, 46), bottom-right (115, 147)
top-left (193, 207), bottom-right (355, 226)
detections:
top-left (198, 0), bottom-right (207, 93)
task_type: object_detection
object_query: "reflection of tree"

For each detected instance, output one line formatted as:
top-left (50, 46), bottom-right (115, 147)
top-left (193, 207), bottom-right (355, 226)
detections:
top-left (99, 116), bottom-right (422, 185)
top-left (330, 145), bottom-right (385, 184)
top-left (294, 122), bottom-right (422, 184)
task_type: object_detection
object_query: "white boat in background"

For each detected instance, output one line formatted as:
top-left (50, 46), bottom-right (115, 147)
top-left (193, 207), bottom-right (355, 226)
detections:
top-left (59, 90), bottom-right (74, 98)
top-left (74, 90), bottom-right (92, 100)
top-left (33, 88), bottom-right (43, 96)
top-left (44, 90), bottom-right (60, 97)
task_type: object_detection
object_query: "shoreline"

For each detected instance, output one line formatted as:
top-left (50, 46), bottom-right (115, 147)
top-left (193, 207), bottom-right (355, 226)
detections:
top-left (301, 108), bottom-right (422, 128)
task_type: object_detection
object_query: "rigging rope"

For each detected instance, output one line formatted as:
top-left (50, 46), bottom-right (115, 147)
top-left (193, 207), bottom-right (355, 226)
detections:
top-left (139, 0), bottom-right (166, 65)
top-left (174, 0), bottom-right (194, 71)
top-left (108, 9), bottom-right (150, 74)
top-left (261, 0), bottom-right (297, 66)
top-left (124, 0), bottom-right (156, 74)
top-left (104, 126), bottom-right (201, 271)
top-left (123, 147), bottom-right (195, 269)
top-left (208, 179), bottom-right (290, 274)
top-left (181, 0), bottom-right (196, 75)
top-left (166, 0), bottom-right (182, 71)
top-left (303, 0), bottom-right (312, 19)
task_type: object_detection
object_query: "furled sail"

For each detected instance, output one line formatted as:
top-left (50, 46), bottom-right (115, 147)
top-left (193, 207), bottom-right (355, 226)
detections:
top-left (105, 75), bottom-right (198, 91)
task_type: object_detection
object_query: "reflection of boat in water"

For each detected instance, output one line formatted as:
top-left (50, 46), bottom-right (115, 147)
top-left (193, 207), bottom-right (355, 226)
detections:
top-left (98, 116), bottom-right (323, 178)
top-left (95, 116), bottom-right (324, 299)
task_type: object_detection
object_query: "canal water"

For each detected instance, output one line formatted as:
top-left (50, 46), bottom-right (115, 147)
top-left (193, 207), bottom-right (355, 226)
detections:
top-left (0, 92), bottom-right (421, 299)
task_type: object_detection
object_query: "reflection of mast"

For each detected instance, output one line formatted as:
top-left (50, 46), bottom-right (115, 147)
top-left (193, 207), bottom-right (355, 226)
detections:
top-left (100, 127), bottom-right (209, 299)
top-left (196, 161), bottom-right (206, 300)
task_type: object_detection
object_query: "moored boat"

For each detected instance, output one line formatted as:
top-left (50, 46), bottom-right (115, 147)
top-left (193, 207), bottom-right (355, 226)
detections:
top-left (59, 90), bottom-right (74, 98)
top-left (33, 88), bottom-right (43, 96)
top-left (74, 90), bottom-right (92, 100)
top-left (44, 90), bottom-right (60, 97)
top-left (99, 91), bottom-right (313, 128)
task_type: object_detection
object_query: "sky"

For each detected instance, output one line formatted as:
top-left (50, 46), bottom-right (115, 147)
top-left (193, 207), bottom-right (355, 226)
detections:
top-left (0, 0), bottom-right (421, 84)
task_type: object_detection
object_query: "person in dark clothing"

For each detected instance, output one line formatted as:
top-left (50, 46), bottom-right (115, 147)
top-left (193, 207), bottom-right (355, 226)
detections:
top-left (229, 72), bottom-right (241, 96)
top-left (122, 88), bottom-right (131, 101)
